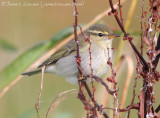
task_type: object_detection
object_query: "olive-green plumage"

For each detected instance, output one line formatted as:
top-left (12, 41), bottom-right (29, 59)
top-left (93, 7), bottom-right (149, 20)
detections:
top-left (38, 24), bottom-right (114, 67)
top-left (22, 24), bottom-right (120, 84)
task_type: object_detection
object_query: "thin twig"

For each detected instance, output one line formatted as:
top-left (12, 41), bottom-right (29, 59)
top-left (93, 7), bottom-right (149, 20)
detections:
top-left (35, 65), bottom-right (45, 118)
top-left (109, 0), bottom-right (149, 71)
top-left (99, 56), bottom-right (125, 118)
top-left (82, 81), bottom-right (109, 118)
top-left (73, 0), bottom-right (99, 117)
top-left (118, 0), bottom-right (124, 26)
top-left (140, 0), bottom-right (145, 55)
top-left (115, 0), bottom-right (138, 65)
top-left (153, 33), bottom-right (160, 69)
top-left (103, 103), bottom-right (139, 112)
top-left (46, 90), bottom-right (77, 118)
top-left (85, 75), bottom-right (117, 95)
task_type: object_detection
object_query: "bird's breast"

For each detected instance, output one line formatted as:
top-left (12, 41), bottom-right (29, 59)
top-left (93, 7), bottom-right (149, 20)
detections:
top-left (80, 46), bottom-right (112, 77)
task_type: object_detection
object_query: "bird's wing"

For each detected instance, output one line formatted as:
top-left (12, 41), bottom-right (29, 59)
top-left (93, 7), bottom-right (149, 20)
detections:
top-left (38, 44), bottom-right (76, 67)
top-left (38, 34), bottom-right (89, 67)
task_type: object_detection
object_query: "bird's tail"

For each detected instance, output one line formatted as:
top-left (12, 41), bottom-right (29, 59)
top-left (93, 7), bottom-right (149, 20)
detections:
top-left (21, 69), bottom-right (41, 76)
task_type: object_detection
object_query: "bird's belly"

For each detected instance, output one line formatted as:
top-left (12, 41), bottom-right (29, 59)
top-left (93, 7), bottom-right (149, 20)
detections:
top-left (46, 48), bottom-right (112, 84)
top-left (80, 49), bottom-right (111, 77)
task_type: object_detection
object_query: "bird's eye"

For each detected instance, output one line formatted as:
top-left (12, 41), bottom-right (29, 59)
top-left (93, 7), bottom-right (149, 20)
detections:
top-left (98, 33), bottom-right (103, 37)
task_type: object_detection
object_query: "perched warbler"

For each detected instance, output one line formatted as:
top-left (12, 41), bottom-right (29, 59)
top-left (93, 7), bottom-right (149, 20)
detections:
top-left (22, 24), bottom-right (120, 84)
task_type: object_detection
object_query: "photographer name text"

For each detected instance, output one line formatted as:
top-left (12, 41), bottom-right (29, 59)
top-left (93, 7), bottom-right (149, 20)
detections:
top-left (1, 1), bottom-right (84, 7)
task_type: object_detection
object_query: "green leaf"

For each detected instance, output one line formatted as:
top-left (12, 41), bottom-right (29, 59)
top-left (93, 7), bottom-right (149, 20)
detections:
top-left (0, 38), bottom-right (18, 52)
top-left (0, 27), bottom-right (73, 91)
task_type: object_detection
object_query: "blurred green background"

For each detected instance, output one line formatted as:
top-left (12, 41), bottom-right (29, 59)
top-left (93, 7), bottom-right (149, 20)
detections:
top-left (0, 0), bottom-right (159, 118)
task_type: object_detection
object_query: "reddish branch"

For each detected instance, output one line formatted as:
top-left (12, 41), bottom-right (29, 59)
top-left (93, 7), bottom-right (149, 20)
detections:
top-left (119, 103), bottom-right (139, 112)
top-left (109, 0), bottom-right (126, 34)
top-left (118, 0), bottom-right (124, 26)
top-left (87, 32), bottom-right (97, 114)
top-left (82, 81), bottom-right (110, 118)
top-left (73, 0), bottom-right (82, 75)
top-left (140, 0), bottom-right (145, 56)
top-left (127, 60), bottom-right (141, 118)
top-left (155, 104), bottom-right (160, 113)
top-left (153, 29), bottom-right (160, 69)
top-left (78, 24), bottom-right (119, 117)
top-left (108, 0), bottom-right (160, 117)
top-left (106, 48), bottom-right (119, 118)
top-left (109, 0), bottom-right (149, 71)
top-left (85, 75), bottom-right (117, 95)
top-left (73, 1), bottom-right (113, 117)
top-left (73, 0), bottom-right (92, 117)
top-left (103, 104), bottom-right (139, 112)
top-left (74, 0), bottom-right (160, 117)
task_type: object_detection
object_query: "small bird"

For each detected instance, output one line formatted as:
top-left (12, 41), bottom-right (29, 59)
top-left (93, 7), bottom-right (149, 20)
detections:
top-left (22, 24), bottom-right (120, 84)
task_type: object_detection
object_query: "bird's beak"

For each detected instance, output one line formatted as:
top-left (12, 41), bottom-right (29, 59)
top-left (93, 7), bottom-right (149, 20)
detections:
top-left (107, 34), bottom-right (120, 38)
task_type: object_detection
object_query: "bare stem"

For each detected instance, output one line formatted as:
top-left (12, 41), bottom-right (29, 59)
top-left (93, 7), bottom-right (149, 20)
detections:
top-left (35, 65), bottom-right (46, 118)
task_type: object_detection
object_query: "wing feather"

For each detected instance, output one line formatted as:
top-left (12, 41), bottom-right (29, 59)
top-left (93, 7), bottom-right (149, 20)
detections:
top-left (38, 32), bottom-right (89, 67)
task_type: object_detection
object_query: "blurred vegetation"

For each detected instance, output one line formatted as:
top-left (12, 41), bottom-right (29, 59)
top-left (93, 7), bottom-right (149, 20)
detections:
top-left (0, 26), bottom-right (73, 91)
top-left (0, 38), bottom-right (18, 52)
top-left (0, 0), bottom-right (159, 118)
